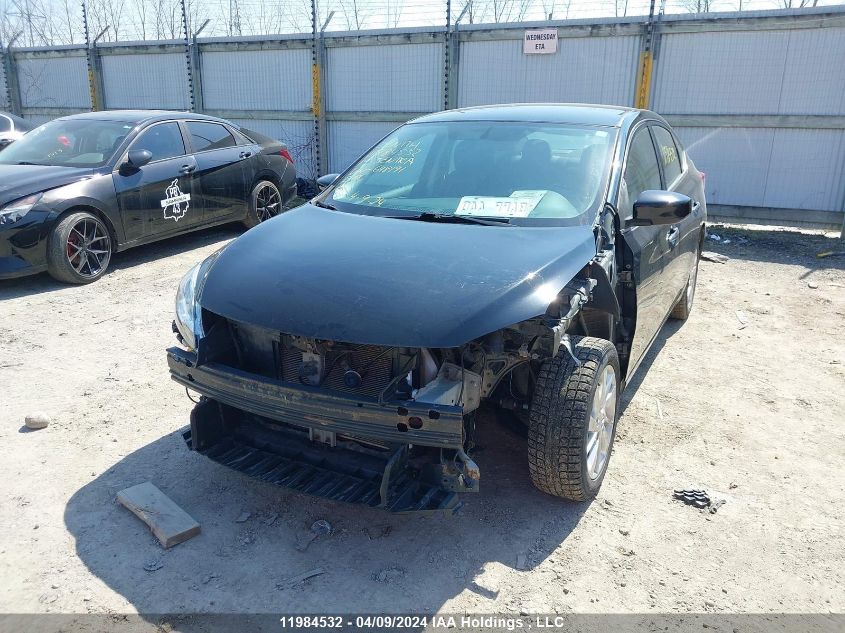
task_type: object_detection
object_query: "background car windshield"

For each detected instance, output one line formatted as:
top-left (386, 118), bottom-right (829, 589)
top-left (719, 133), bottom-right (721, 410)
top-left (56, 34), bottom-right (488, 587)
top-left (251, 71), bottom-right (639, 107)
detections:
top-left (0, 118), bottom-right (134, 167)
top-left (329, 121), bottom-right (616, 225)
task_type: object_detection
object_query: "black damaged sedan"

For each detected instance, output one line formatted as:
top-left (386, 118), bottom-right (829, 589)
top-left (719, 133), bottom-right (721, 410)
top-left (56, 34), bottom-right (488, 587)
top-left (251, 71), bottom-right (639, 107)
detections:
top-left (168, 104), bottom-right (706, 513)
top-left (0, 110), bottom-right (296, 283)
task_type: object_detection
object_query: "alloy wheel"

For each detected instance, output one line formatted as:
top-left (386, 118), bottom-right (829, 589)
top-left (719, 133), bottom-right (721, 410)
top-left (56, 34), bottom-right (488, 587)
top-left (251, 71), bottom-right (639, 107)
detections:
top-left (255, 183), bottom-right (282, 222)
top-left (66, 218), bottom-right (111, 278)
top-left (586, 364), bottom-right (617, 480)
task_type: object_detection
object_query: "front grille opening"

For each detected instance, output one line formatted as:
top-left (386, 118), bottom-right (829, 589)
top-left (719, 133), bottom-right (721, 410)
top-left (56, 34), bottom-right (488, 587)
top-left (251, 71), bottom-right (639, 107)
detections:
top-left (204, 313), bottom-right (407, 400)
top-left (280, 343), bottom-right (395, 399)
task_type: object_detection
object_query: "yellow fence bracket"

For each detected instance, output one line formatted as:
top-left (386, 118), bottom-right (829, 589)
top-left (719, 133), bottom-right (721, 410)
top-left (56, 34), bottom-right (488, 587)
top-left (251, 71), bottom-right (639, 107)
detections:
top-left (311, 63), bottom-right (321, 116)
top-left (634, 50), bottom-right (653, 110)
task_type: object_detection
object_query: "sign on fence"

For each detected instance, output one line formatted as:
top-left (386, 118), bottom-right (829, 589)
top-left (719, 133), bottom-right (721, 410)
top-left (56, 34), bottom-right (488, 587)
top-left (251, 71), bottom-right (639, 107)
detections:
top-left (523, 29), bottom-right (558, 54)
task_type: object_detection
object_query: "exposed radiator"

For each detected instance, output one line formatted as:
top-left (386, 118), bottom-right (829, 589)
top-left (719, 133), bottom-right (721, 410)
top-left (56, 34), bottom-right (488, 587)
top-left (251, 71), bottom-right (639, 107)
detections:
top-left (280, 344), bottom-right (395, 399)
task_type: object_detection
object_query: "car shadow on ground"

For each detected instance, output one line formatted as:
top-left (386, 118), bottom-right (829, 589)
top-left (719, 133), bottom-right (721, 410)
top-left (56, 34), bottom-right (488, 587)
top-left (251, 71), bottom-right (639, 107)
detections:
top-left (0, 224), bottom-right (242, 301)
top-left (64, 406), bottom-right (591, 618)
top-left (619, 318), bottom-right (684, 415)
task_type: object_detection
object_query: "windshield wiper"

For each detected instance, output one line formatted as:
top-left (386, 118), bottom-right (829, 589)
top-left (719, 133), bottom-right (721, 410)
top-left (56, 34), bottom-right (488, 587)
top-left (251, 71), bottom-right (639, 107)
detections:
top-left (312, 199), bottom-right (337, 210)
top-left (393, 212), bottom-right (511, 226)
top-left (16, 161), bottom-right (42, 166)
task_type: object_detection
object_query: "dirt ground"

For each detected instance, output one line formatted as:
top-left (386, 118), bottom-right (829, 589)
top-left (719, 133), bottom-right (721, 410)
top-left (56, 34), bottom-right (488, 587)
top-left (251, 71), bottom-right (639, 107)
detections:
top-left (1, 221), bottom-right (843, 625)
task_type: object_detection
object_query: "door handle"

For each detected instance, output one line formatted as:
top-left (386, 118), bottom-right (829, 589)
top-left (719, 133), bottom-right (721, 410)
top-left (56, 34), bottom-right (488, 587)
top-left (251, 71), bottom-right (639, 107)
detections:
top-left (239, 151), bottom-right (252, 159)
top-left (666, 226), bottom-right (680, 248)
top-left (179, 164), bottom-right (196, 174)
top-left (692, 200), bottom-right (701, 212)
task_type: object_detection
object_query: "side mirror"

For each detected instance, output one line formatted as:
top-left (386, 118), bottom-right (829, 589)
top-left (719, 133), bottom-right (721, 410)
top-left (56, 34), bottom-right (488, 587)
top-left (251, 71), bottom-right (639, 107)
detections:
top-left (631, 190), bottom-right (692, 226)
top-left (123, 149), bottom-right (153, 171)
top-left (316, 173), bottom-right (339, 191)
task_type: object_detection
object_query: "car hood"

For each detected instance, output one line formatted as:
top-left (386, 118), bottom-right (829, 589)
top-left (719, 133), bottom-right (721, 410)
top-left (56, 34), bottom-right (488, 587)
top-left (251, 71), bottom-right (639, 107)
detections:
top-left (199, 205), bottom-right (597, 348)
top-left (0, 164), bottom-right (95, 206)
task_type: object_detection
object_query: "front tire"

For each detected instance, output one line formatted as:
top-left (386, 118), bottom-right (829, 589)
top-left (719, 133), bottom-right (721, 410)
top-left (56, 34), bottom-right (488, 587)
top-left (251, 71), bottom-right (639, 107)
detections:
top-left (244, 180), bottom-right (283, 228)
top-left (527, 336), bottom-right (621, 501)
top-left (46, 212), bottom-right (112, 284)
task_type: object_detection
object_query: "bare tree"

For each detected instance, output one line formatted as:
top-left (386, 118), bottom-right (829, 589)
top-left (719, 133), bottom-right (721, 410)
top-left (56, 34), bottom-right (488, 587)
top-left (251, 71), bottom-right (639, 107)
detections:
top-left (338, 0), bottom-right (369, 30)
top-left (779, 0), bottom-right (820, 7)
top-left (680, 0), bottom-right (712, 12)
top-left (540, 0), bottom-right (571, 20)
top-left (614, 0), bottom-right (629, 17)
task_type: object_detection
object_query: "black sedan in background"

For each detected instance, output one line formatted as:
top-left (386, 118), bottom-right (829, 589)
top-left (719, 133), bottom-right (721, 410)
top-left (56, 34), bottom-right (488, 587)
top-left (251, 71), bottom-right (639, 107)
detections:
top-left (0, 111), bottom-right (296, 283)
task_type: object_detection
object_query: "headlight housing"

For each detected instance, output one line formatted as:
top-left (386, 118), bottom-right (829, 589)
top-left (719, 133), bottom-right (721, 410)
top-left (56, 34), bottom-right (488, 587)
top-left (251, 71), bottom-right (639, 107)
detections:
top-left (0, 192), bottom-right (42, 224)
top-left (174, 251), bottom-right (221, 351)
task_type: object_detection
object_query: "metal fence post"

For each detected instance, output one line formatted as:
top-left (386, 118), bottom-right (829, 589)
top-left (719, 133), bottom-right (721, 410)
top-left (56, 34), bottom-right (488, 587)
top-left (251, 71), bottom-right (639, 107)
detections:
top-left (446, 2), bottom-right (470, 111)
top-left (180, 0), bottom-right (196, 112)
top-left (1, 37), bottom-right (22, 115)
top-left (191, 20), bottom-right (210, 113)
top-left (633, 0), bottom-right (657, 109)
top-left (311, 0), bottom-right (321, 177)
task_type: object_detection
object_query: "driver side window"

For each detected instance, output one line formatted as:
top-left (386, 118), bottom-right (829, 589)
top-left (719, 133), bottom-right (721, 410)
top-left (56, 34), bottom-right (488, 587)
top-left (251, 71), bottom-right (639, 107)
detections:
top-left (131, 122), bottom-right (185, 163)
top-left (620, 128), bottom-right (662, 219)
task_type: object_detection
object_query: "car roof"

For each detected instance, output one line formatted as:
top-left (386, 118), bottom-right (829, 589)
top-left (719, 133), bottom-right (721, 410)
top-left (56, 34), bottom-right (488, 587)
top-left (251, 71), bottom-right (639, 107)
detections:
top-left (57, 110), bottom-right (228, 125)
top-left (410, 103), bottom-right (643, 127)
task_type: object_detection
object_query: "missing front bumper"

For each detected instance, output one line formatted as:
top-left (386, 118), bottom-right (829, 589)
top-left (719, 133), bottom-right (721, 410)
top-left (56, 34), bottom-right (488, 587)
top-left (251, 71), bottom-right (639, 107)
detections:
top-left (185, 399), bottom-right (464, 514)
top-left (168, 347), bottom-right (476, 514)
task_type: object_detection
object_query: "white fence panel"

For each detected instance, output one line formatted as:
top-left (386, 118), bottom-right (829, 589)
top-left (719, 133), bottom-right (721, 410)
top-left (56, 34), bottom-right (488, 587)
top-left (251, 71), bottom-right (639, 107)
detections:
top-left (458, 35), bottom-right (640, 108)
top-left (16, 55), bottom-right (90, 109)
top-left (327, 43), bottom-right (443, 112)
top-left (202, 49), bottom-right (312, 111)
top-left (101, 53), bottom-right (190, 110)
top-left (328, 121), bottom-right (398, 173)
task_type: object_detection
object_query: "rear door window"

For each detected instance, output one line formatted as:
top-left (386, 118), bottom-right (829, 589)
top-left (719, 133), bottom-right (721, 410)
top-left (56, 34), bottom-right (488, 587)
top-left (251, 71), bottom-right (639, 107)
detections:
top-left (187, 122), bottom-right (237, 152)
top-left (652, 126), bottom-right (682, 186)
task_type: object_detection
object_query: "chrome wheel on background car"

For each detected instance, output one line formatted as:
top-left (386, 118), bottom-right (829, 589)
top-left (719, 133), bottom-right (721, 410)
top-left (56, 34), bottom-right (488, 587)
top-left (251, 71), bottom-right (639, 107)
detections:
top-left (245, 180), bottom-right (283, 228)
top-left (47, 211), bottom-right (112, 284)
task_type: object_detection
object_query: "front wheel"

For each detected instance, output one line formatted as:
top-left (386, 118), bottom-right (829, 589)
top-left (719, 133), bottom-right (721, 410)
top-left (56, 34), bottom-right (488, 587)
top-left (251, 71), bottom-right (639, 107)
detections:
top-left (46, 211), bottom-right (112, 284)
top-left (527, 336), bottom-right (621, 501)
top-left (244, 180), bottom-right (283, 228)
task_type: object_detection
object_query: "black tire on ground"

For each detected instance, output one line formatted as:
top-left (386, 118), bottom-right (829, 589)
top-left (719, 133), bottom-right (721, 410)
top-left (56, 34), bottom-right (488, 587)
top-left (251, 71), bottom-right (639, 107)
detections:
top-left (671, 250), bottom-right (700, 320)
top-left (46, 211), bottom-right (112, 284)
top-left (244, 180), bottom-right (283, 228)
top-left (527, 336), bottom-right (621, 501)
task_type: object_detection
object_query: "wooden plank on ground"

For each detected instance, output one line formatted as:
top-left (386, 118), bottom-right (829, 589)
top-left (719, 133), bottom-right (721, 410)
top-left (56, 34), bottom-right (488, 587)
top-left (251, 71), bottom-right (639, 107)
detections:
top-left (117, 481), bottom-right (200, 548)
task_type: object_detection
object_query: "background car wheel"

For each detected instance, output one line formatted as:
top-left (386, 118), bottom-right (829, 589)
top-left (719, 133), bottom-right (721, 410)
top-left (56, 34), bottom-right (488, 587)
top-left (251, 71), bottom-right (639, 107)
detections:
top-left (671, 251), bottom-right (700, 320)
top-left (46, 211), bottom-right (112, 284)
top-left (527, 336), bottom-right (621, 501)
top-left (244, 180), bottom-right (283, 228)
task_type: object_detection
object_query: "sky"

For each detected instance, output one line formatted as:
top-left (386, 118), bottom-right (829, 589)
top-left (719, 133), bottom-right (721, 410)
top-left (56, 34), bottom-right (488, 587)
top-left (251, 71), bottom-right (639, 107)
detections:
top-left (0, 0), bottom-right (840, 46)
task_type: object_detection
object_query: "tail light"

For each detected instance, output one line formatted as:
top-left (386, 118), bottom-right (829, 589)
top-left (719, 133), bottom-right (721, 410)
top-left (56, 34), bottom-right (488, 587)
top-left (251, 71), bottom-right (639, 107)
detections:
top-left (280, 148), bottom-right (294, 164)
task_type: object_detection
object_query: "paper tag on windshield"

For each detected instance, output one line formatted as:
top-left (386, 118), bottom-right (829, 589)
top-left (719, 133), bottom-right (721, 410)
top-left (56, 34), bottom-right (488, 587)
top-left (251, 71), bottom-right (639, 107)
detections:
top-left (455, 190), bottom-right (547, 218)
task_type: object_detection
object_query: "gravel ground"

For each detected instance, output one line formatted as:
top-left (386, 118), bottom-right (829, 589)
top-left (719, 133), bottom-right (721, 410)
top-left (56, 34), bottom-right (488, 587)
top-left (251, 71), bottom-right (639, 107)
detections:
top-left (0, 221), bottom-right (843, 626)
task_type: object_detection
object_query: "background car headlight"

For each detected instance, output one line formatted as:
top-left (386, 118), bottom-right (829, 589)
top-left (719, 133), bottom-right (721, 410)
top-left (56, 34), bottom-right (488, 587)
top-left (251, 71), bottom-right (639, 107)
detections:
top-left (0, 192), bottom-right (42, 224)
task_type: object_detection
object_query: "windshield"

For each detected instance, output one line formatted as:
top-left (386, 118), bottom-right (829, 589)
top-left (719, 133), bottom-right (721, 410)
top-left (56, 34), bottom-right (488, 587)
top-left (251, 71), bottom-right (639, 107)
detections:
top-left (0, 118), bottom-right (135, 167)
top-left (327, 121), bottom-right (617, 225)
